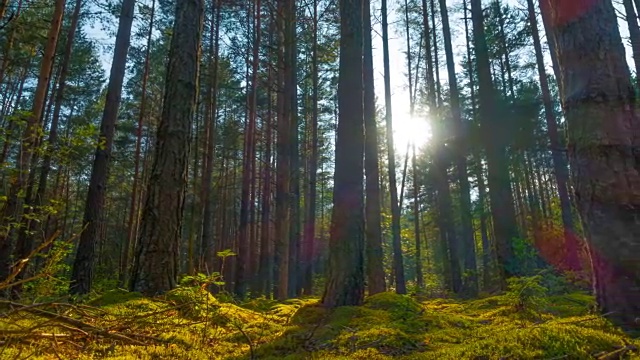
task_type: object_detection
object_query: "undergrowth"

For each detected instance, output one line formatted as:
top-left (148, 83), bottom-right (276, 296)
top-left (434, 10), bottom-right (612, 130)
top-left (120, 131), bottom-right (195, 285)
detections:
top-left (0, 277), bottom-right (638, 359)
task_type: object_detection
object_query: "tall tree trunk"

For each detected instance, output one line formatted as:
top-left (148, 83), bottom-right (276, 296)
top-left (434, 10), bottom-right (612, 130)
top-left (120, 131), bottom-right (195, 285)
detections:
top-left (543, 0), bottom-right (640, 332)
top-left (526, 0), bottom-right (578, 270)
top-left (200, 0), bottom-right (222, 274)
top-left (412, 144), bottom-right (424, 290)
top-left (363, 0), bottom-right (386, 295)
top-left (303, 0), bottom-right (320, 296)
top-left (381, 0), bottom-right (407, 294)
top-left (471, 0), bottom-right (519, 286)
top-left (422, 0), bottom-right (457, 292)
top-left (429, 0), bottom-right (442, 105)
top-left (421, 0), bottom-right (436, 109)
top-left (275, 0), bottom-right (291, 301)
top-left (523, 152), bottom-right (540, 227)
top-left (0, 0), bottom-right (65, 282)
top-left (130, 0), bottom-right (204, 296)
top-left (287, 0), bottom-right (301, 298)
top-left (258, 80), bottom-right (273, 298)
top-left (187, 102), bottom-right (201, 274)
top-left (322, 0), bottom-right (365, 307)
top-left (236, 0), bottom-right (261, 299)
top-left (14, 0), bottom-right (83, 293)
top-left (121, 0), bottom-right (155, 287)
top-left (439, 0), bottom-right (477, 296)
top-left (495, 0), bottom-right (515, 100)
top-left (258, 42), bottom-right (275, 297)
top-left (69, 0), bottom-right (136, 295)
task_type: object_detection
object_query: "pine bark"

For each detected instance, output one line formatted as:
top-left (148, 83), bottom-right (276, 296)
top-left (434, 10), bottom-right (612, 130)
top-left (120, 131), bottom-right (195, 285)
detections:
top-left (543, 0), bottom-right (640, 332)
top-left (287, 0), bottom-right (301, 298)
top-left (258, 41), bottom-right (275, 297)
top-left (322, 0), bottom-right (366, 307)
top-left (121, 0), bottom-right (155, 287)
top-left (439, 0), bottom-right (477, 296)
top-left (381, 0), bottom-right (407, 294)
top-left (130, 0), bottom-right (204, 296)
top-left (363, 0), bottom-right (386, 295)
top-left (236, 0), bottom-right (261, 299)
top-left (412, 145), bottom-right (424, 290)
top-left (68, 0), bottom-right (136, 295)
top-left (275, 0), bottom-right (291, 301)
top-left (200, 0), bottom-right (222, 274)
top-left (302, 0), bottom-right (320, 296)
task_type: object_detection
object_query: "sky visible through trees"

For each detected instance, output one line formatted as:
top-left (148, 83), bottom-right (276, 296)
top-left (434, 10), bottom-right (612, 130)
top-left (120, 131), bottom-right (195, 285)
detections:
top-left (82, 0), bottom-right (637, 154)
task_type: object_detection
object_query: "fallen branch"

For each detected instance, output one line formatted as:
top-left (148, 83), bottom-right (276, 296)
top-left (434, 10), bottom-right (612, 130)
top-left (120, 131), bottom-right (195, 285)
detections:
top-left (1, 301), bottom-right (147, 346)
top-left (596, 344), bottom-right (638, 360)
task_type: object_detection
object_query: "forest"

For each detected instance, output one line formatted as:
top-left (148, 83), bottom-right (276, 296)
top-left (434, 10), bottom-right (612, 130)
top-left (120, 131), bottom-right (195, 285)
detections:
top-left (0, 0), bottom-right (639, 358)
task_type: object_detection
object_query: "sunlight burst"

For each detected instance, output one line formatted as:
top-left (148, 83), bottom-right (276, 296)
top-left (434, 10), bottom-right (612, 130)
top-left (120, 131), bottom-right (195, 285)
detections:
top-left (393, 114), bottom-right (432, 152)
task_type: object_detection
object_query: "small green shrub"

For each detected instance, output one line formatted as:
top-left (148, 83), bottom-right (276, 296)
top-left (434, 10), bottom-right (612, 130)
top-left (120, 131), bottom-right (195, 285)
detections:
top-left (165, 286), bottom-right (219, 319)
top-left (504, 275), bottom-right (548, 313)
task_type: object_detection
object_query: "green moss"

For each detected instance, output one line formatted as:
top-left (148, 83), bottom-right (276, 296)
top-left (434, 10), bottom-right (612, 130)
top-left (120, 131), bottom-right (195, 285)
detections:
top-left (364, 292), bottom-right (423, 314)
top-left (290, 303), bottom-right (327, 325)
top-left (3, 288), bottom-right (638, 360)
top-left (423, 316), bottom-right (629, 359)
top-left (87, 288), bottom-right (142, 306)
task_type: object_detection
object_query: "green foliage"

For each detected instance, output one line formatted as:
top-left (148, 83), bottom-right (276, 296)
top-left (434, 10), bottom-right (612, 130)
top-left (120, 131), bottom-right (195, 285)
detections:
top-left (510, 237), bottom-right (541, 275)
top-left (179, 272), bottom-right (225, 288)
top-left (21, 235), bottom-right (75, 300)
top-left (504, 275), bottom-right (549, 314)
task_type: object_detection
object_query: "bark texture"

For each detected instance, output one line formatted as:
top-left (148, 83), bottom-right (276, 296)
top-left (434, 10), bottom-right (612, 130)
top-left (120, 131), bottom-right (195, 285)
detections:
top-left (543, 0), bottom-right (640, 332)
top-left (69, 0), bottom-right (135, 295)
top-left (130, 0), bottom-right (204, 296)
top-left (322, 0), bottom-right (365, 307)
top-left (363, 0), bottom-right (385, 295)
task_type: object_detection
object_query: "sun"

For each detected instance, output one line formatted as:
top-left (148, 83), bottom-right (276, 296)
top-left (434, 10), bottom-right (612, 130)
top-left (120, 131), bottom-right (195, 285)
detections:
top-left (393, 114), bottom-right (432, 152)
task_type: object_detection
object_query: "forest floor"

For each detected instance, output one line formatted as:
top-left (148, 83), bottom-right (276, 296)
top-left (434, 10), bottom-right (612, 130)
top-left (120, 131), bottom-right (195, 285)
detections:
top-left (0, 284), bottom-right (639, 359)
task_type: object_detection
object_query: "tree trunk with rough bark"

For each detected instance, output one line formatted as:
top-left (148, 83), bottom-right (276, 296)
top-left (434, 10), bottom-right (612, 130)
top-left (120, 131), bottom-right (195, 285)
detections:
top-left (236, 0), bottom-right (261, 299)
top-left (439, 0), bottom-right (477, 297)
top-left (287, 0), bottom-right (301, 298)
top-left (121, 0), bottom-right (155, 287)
top-left (130, 0), bottom-right (204, 296)
top-left (381, 0), bottom-right (407, 294)
top-left (322, 0), bottom-right (365, 307)
top-left (543, 0), bottom-right (640, 333)
top-left (363, 0), bottom-right (386, 295)
top-left (200, 0), bottom-right (222, 275)
top-left (302, 0), bottom-right (320, 296)
top-left (68, 0), bottom-right (136, 295)
top-left (275, 0), bottom-right (291, 301)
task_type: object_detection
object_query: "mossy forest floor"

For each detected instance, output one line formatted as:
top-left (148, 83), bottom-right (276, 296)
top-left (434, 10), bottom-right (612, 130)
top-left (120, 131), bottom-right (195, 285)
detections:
top-left (0, 287), bottom-right (638, 359)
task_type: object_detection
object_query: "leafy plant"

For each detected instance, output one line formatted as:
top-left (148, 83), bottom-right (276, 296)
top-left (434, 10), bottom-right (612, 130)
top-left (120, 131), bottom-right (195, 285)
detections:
top-left (179, 272), bottom-right (225, 289)
top-left (504, 275), bottom-right (549, 313)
